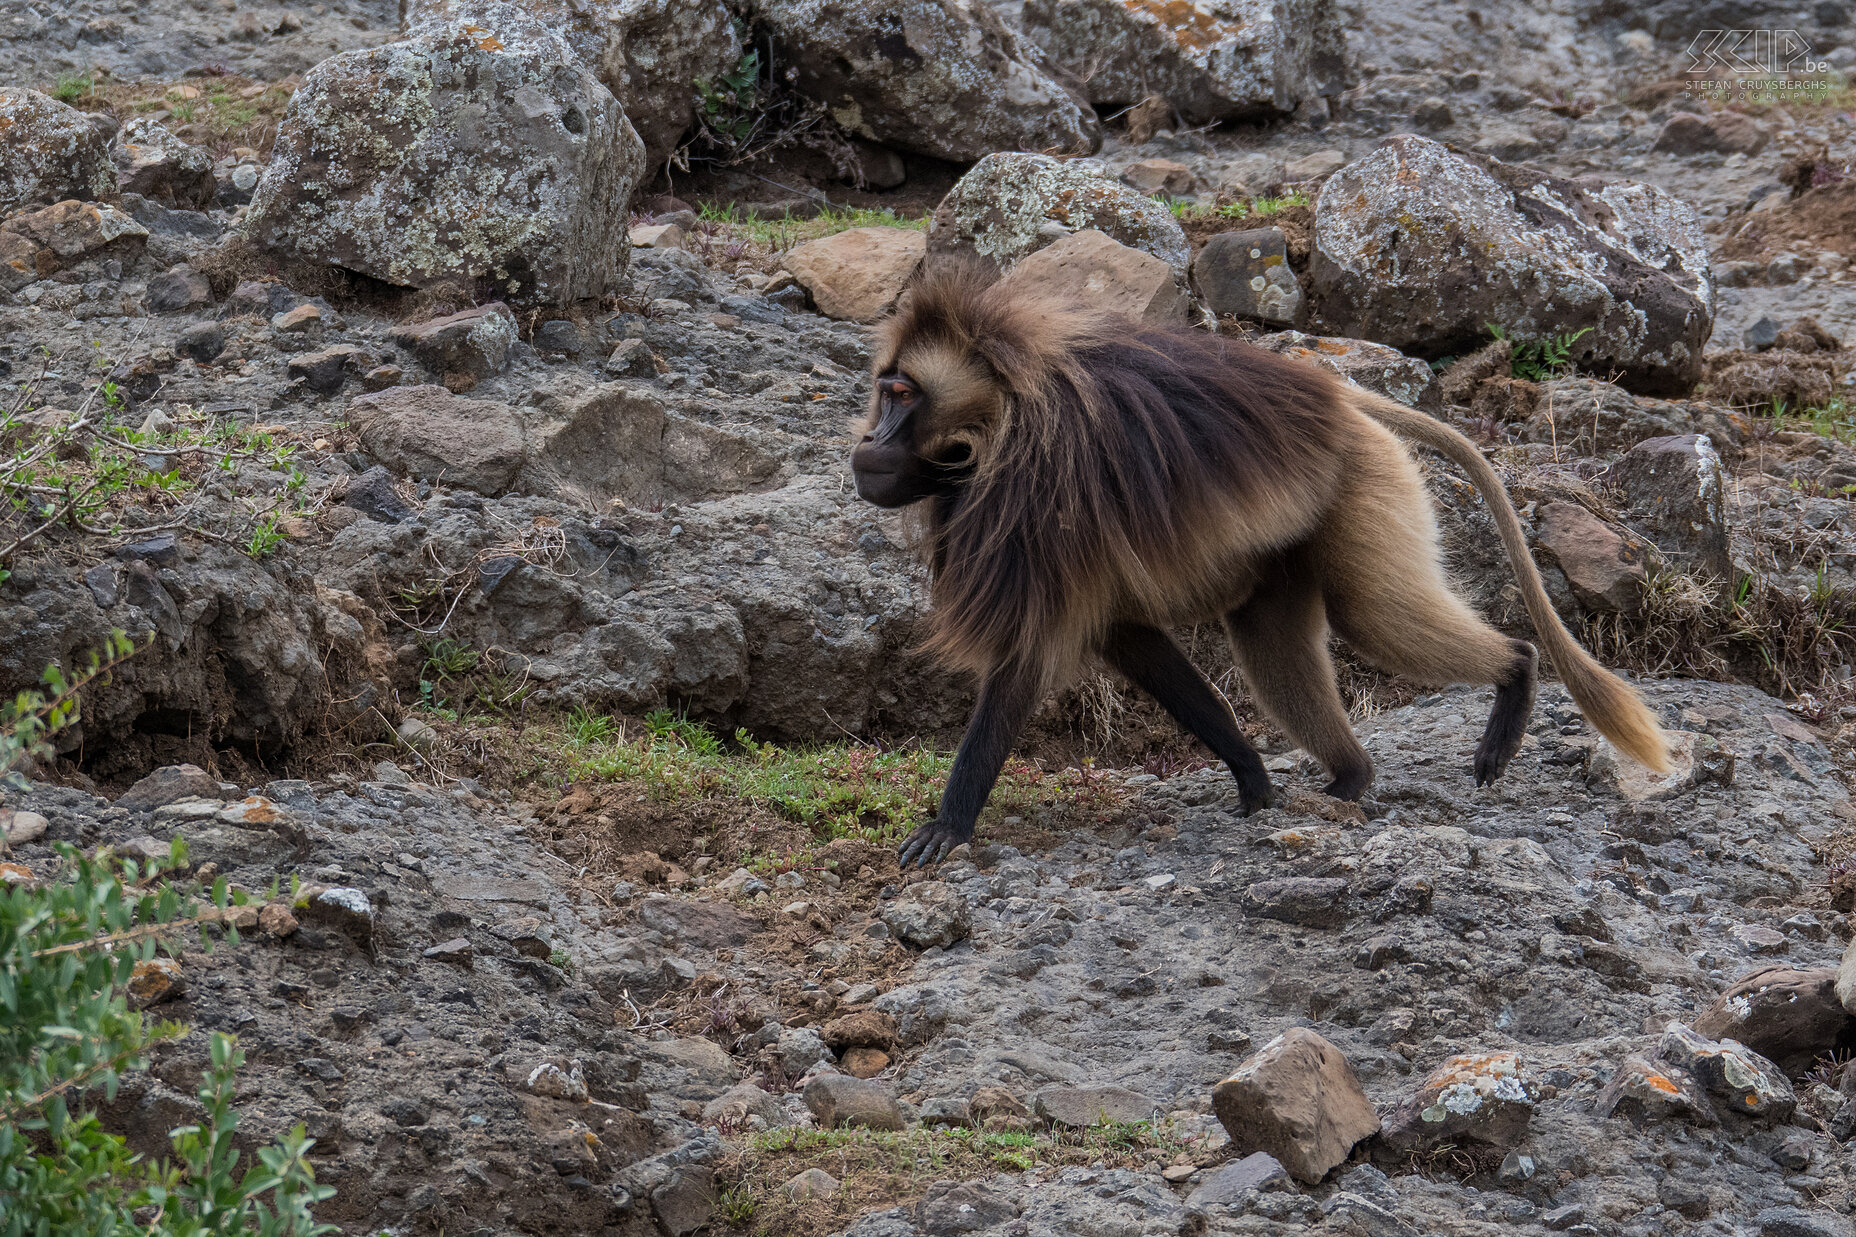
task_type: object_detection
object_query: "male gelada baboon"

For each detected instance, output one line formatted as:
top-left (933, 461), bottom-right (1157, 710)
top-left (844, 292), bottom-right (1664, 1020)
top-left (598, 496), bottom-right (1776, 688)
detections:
top-left (850, 264), bottom-right (1670, 867)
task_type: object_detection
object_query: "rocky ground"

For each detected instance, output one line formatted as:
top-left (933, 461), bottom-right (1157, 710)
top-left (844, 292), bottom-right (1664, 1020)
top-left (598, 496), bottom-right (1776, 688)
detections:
top-left (5, 0), bottom-right (1856, 1234)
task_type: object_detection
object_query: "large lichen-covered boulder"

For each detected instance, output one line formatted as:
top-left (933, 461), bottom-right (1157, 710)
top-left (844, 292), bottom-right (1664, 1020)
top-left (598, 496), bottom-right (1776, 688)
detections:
top-left (1021, 0), bottom-right (1350, 123)
top-left (402, 0), bottom-right (740, 169)
top-left (245, 12), bottom-right (645, 305)
top-left (0, 87), bottom-right (117, 215)
top-left (927, 152), bottom-right (1189, 276)
top-left (1309, 135), bottom-right (1714, 396)
top-left (748, 0), bottom-right (1100, 163)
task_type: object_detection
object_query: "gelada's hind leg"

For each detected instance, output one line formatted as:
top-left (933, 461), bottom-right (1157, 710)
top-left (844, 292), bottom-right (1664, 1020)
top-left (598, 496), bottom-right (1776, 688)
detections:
top-left (1316, 420), bottom-right (1539, 785)
top-left (1224, 558), bottom-right (1373, 800)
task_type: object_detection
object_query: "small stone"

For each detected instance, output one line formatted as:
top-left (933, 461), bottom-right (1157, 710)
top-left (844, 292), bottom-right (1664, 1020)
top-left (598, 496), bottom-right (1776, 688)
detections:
top-left (785, 1167), bottom-right (840, 1201)
top-left (271, 304), bottom-right (322, 334)
top-left (2, 810), bottom-right (48, 846)
top-left (1241, 877), bottom-right (1350, 927)
top-left (1211, 1027), bottom-right (1380, 1184)
top-left (841, 1046), bottom-right (890, 1078)
top-left (128, 957), bottom-right (186, 1007)
top-left (1193, 226), bottom-right (1302, 325)
top-left (362, 364), bottom-right (404, 391)
top-left (1596, 1055), bottom-right (1713, 1125)
top-left (1658, 1176), bottom-right (1710, 1219)
top-left (526, 1059), bottom-right (588, 1102)
top-left (175, 322), bottom-right (226, 363)
top-left (259, 903), bottom-right (299, 937)
top-left (1659, 1022), bottom-right (1795, 1122)
top-left (1697, 966), bottom-right (1845, 1075)
top-left (491, 916), bottom-right (553, 959)
top-left (387, 303), bottom-right (518, 379)
top-left (1121, 158), bottom-right (1194, 195)
top-left (604, 337), bottom-right (655, 377)
top-left (1756, 1206), bottom-right (1854, 1237)
top-left (1161, 1163), bottom-right (1195, 1183)
top-left (820, 1008), bottom-right (899, 1053)
top-left (534, 319), bottom-right (588, 356)
top-left (286, 345), bottom-right (362, 394)
top-left (782, 226), bottom-right (925, 322)
top-left (222, 904), bottom-right (260, 931)
top-left (1282, 149), bottom-right (1347, 181)
top-left (304, 887), bottom-right (374, 943)
top-left (716, 867), bottom-right (770, 897)
top-left (781, 900), bottom-right (812, 916)
top-left (145, 263), bottom-right (213, 313)
top-left (295, 1057), bottom-right (344, 1083)
top-left (703, 1081), bottom-right (789, 1129)
top-left (1032, 1084), bottom-right (1159, 1128)
top-left (802, 1074), bottom-right (903, 1130)
top-left (1745, 315), bottom-right (1782, 351)
top-left (118, 763), bottom-right (222, 812)
top-left (1733, 923), bottom-right (1790, 954)
top-left (424, 936), bottom-right (472, 965)
top-left (1380, 1052), bottom-right (1538, 1154)
top-left (1003, 228), bottom-right (1191, 324)
top-left (879, 881), bottom-right (970, 949)
top-left (1414, 96), bottom-right (1453, 128)
top-left (0, 862), bottom-right (33, 885)
top-left (1543, 1205), bottom-right (1587, 1231)
top-left (1183, 1151), bottom-right (1290, 1206)
top-left (629, 223), bottom-right (685, 249)
top-left (1498, 1151), bottom-right (1535, 1182)
top-left (343, 465), bottom-right (416, 524)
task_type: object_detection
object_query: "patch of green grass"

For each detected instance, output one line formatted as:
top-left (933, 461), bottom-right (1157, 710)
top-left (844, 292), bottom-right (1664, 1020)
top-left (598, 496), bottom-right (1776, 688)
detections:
top-left (1169, 189), bottom-right (1309, 220)
top-left (719, 1122), bottom-right (1196, 1237)
top-left (1487, 324), bottom-right (1592, 382)
top-left (1766, 396), bottom-right (1856, 445)
top-left (532, 707), bottom-right (1119, 854)
top-left (691, 203), bottom-right (929, 251)
top-left (52, 72), bottom-right (94, 103)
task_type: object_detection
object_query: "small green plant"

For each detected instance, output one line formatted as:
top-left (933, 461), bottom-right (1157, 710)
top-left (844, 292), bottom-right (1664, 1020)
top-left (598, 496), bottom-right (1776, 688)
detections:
top-left (1, 631), bottom-right (141, 778)
top-left (565, 704), bottom-right (617, 747)
top-left (694, 45), bottom-right (765, 154)
top-left (1487, 324), bottom-right (1592, 382)
top-left (243, 512), bottom-right (287, 559)
top-left (52, 72), bottom-right (93, 103)
top-left (0, 840), bottom-right (336, 1235)
top-left (1169, 189), bottom-right (1310, 220)
top-left (547, 948), bottom-right (575, 976)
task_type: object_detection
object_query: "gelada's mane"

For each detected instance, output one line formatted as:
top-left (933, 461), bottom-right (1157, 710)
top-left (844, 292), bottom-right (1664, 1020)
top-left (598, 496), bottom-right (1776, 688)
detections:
top-left (870, 261), bottom-right (1349, 678)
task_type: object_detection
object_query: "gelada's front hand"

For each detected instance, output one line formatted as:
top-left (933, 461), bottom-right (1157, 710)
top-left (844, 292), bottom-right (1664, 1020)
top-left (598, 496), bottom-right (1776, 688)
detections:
top-left (897, 818), bottom-right (971, 869)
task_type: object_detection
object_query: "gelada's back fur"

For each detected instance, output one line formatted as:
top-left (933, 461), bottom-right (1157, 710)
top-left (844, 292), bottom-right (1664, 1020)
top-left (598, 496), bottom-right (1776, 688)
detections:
top-left (869, 262), bottom-right (1670, 773)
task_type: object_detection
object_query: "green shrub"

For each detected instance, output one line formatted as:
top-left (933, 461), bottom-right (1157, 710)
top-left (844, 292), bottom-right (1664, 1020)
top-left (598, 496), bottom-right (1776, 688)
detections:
top-left (0, 841), bottom-right (336, 1235)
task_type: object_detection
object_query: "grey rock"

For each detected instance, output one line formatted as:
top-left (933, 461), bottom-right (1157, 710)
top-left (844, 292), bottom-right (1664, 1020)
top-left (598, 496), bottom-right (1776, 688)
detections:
top-left (1241, 876), bottom-right (1350, 927)
top-left (110, 116), bottom-right (215, 209)
top-left (118, 763), bottom-right (222, 812)
top-left (405, 0), bottom-right (741, 170)
top-left (1030, 1083), bottom-right (1158, 1128)
top-left (928, 152), bottom-right (1190, 277)
top-left (1212, 1027), bottom-right (1380, 1184)
top-left (349, 385), bottom-right (526, 497)
top-left (755, 0), bottom-right (1098, 163)
top-left (1758, 1208), bottom-right (1854, 1237)
top-left (246, 14), bottom-right (645, 305)
top-left (343, 465), bottom-right (416, 523)
top-left (1604, 433), bottom-right (1730, 579)
top-left (1745, 315), bottom-right (1782, 350)
top-left (1194, 227), bottom-right (1302, 325)
top-left (1310, 135), bottom-right (1714, 395)
top-left (1183, 1151), bottom-right (1290, 1206)
top-left (1023, 0), bottom-right (1348, 123)
top-left (387, 303), bottom-right (518, 380)
top-left (0, 87), bottom-right (116, 214)
top-left (803, 1073), bottom-right (904, 1130)
top-left (146, 263), bottom-right (214, 313)
top-left (174, 322), bottom-right (226, 363)
top-left (880, 882), bottom-right (971, 949)
top-left (1250, 330), bottom-right (1441, 412)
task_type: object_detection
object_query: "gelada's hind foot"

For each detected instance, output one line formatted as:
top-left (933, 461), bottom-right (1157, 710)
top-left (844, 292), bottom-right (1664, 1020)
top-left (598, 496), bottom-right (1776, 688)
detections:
top-left (1474, 641), bottom-right (1538, 788)
top-left (1322, 756), bottom-right (1373, 802)
top-left (1233, 759), bottom-right (1276, 815)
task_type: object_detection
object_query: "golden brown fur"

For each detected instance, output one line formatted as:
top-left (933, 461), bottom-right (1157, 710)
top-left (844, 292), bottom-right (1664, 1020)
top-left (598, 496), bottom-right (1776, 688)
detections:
top-left (865, 262), bottom-right (1670, 779)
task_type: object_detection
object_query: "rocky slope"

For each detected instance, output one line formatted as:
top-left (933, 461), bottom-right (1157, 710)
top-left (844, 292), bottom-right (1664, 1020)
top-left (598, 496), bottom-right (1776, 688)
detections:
top-left (4, 0), bottom-right (1856, 1234)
